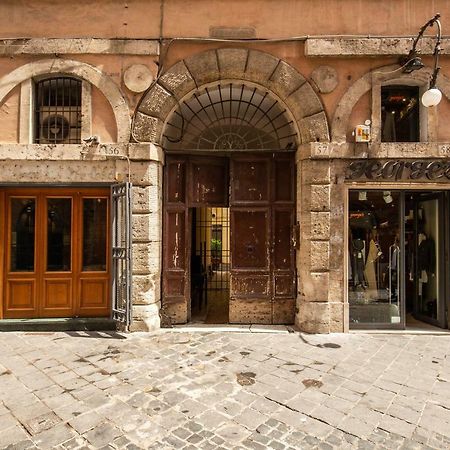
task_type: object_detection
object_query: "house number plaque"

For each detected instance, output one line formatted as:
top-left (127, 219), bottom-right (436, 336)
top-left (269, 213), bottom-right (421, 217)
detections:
top-left (346, 159), bottom-right (450, 181)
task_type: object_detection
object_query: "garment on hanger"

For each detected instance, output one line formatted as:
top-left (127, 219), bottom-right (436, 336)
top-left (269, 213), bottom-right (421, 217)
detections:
top-left (364, 239), bottom-right (380, 299)
top-left (351, 238), bottom-right (366, 288)
top-left (418, 234), bottom-right (435, 274)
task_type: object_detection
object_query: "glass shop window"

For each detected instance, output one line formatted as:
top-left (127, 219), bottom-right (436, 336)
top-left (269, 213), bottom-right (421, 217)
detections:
top-left (348, 190), bottom-right (401, 326)
top-left (381, 86), bottom-right (420, 142)
top-left (34, 77), bottom-right (82, 144)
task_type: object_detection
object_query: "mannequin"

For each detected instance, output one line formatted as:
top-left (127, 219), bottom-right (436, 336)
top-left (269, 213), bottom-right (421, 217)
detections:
top-left (364, 230), bottom-right (382, 300)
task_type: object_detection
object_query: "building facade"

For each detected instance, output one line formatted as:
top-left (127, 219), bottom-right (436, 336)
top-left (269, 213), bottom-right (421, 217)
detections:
top-left (1, 0), bottom-right (450, 332)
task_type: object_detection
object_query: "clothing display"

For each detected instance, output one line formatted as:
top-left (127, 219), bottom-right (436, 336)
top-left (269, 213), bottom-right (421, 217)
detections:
top-left (364, 239), bottom-right (381, 299)
top-left (417, 234), bottom-right (435, 274)
top-left (351, 238), bottom-right (366, 288)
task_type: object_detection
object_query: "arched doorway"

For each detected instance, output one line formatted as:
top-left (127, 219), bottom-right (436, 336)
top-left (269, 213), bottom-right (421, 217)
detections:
top-left (162, 82), bottom-right (298, 324)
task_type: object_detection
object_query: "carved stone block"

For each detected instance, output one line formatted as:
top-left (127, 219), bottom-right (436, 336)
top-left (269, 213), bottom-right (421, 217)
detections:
top-left (139, 83), bottom-right (176, 121)
top-left (159, 60), bottom-right (196, 99)
top-left (310, 240), bottom-right (330, 271)
top-left (310, 184), bottom-right (331, 211)
top-left (310, 212), bottom-right (330, 240)
top-left (185, 50), bottom-right (220, 86)
top-left (217, 48), bottom-right (248, 79)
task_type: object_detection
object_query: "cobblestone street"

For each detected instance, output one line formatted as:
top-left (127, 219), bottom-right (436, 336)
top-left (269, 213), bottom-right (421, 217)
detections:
top-left (0, 329), bottom-right (449, 449)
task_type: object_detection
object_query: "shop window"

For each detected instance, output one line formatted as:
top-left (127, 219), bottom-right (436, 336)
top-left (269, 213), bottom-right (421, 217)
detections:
top-left (381, 86), bottom-right (420, 142)
top-left (34, 77), bottom-right (82, 144)
top-left (348, 190), bottom-right (401, 327)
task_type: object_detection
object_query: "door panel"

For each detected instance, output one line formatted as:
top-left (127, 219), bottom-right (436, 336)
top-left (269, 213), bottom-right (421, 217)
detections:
top-left (80, 279), bottom-right (107, 308)
top-left (43, 279), bottom-right (72, 310)
top-left (231, 158), bottom-right (270, 203)
top-left (190, 158), bottom-right (229, 206)
top-left (78, 195), bottom-right (110, 316)
top-left (410, 193), bottom-right (445, 328)
top-left (231, 209), bottom-right (269, 269)
top-left (2, 188), bottom-right (110, 319)
top-left (6, 280), bottom-right (35, 312)
top-left (274, 158), bottom-right (295, 202)
top-left (162, 157), bottom-right (190, 323)
top-left (5, 197), bottom-right (38, 317)
top-left (230, 154), bottom-right (296, 324)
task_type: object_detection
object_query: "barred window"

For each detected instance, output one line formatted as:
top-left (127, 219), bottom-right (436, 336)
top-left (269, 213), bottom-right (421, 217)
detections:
top-left (34, 77), bottom-right (82, 144)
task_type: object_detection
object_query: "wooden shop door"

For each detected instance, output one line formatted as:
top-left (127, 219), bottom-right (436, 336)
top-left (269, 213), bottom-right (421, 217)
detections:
top-left (1, 188), bottom-right (110, 319)
top-left (229, 154), bottom-right (296, 324)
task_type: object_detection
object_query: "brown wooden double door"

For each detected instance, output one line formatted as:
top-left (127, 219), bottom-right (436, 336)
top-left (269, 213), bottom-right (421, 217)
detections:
top-left (163, 153), bottom-right (296, 324)
top-left (0, 188), bottom-right (110, 319)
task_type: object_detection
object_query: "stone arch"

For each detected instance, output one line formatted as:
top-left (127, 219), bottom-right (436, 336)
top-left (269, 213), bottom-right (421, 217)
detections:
top-left (0, 58), bottom-right (131, 143)
top-left (133, 48), bottom-right (329, 145)
top-left (331, 64), bottom-right (450, 142)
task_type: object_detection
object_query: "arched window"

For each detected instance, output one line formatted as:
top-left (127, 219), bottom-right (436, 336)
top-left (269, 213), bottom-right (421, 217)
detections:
top-left (34, 77), bottom-right (82, 144)
top-left (163, 83), bottom-right (298, 151)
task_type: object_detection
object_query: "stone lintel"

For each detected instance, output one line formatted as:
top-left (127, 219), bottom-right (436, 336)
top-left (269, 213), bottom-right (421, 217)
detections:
top-left (297, 142), bottom-right (450, 160)
top-left (305, 37), bottom-right (446, 57)
top-left (0, 143), bottom-right (164, 162)
top-left (0, 38), bottom-right (159, 55)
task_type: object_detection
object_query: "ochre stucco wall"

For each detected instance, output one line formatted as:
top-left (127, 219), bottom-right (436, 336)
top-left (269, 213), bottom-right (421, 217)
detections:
top-left (0, 86), bottom-right (20, 143)
top-left (1, 0), bottom-right (450, 38)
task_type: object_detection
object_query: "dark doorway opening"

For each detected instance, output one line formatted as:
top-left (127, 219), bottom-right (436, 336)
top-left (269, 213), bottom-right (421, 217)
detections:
top-left (191, 207), bottom-right (230, 323)
top-left (381, 85), bottom-right (420, 142)
top-left (405, 191), bottom-right (446, 328)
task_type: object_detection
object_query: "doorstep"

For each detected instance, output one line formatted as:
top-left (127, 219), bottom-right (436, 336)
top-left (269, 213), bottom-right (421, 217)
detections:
top-left (170, 324), bottom-right (296, 333)
top-left (0, 317), bottom-right (116, 332)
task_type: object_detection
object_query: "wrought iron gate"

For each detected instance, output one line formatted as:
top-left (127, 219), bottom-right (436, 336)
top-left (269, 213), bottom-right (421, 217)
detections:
top-left (111, 182), bottom-right (132, 327)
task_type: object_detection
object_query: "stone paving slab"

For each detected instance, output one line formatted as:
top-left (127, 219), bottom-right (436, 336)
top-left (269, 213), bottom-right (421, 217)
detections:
top-left (0, 330), bottom-right (449, 449)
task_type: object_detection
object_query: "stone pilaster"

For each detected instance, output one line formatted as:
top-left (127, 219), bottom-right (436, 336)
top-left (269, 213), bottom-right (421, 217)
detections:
top-left (124, 145), bottom-right (164, 332)
top-left (295, 144), bottom-right (346, 333)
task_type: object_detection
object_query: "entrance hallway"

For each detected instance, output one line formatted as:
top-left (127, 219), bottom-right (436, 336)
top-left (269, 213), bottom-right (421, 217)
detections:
top-left (0, 330), bottom-right (449, 448)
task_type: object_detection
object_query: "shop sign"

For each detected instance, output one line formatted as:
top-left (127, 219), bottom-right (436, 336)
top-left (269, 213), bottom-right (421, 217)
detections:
top-left (346, 159), bottom-right (450, 181)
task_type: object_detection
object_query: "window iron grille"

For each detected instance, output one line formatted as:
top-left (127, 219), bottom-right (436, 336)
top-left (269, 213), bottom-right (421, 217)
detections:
top-left (163, 83), bottom-right (298, 151)
top-left (34, 77), bottom-right (82, 144)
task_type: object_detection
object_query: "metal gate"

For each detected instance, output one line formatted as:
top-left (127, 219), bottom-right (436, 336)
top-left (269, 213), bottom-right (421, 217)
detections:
top-left (111, 182), bottom-right (132, 327)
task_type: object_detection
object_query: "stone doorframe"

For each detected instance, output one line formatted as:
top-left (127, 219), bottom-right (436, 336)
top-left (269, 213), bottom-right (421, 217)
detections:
top-left (132, 48), bottom-right (337, 331)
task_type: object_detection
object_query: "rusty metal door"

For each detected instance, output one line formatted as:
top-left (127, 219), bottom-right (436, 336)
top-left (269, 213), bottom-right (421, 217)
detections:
top-left (230, 154), bottom-right (296, 324)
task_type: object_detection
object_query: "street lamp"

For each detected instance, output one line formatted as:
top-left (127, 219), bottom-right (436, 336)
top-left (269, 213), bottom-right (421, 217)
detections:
top-left (401, 14), bottom-right (442, 107)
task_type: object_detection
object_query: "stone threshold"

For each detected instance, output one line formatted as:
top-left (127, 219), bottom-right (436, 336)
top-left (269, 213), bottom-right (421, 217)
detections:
top-left (351, 328), bottom-right (450, 336)
top-left (169, 324), bottom-right (296, 333)
top-left (0, 317), bottom-right (116, 332)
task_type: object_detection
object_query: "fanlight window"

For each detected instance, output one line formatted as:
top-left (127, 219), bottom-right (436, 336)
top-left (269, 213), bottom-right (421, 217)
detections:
top-left (163, 83), bottom-right (298, 151)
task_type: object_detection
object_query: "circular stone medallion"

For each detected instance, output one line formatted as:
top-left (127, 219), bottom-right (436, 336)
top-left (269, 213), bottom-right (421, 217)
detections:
top-left (310, 65), bottom-right (339, 94)
top-left (123, 64), bottom-right (154, 93)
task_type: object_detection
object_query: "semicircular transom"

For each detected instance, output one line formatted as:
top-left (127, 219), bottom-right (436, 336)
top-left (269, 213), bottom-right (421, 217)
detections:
top-left (163, 82), bottom-right (298, 151)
